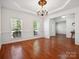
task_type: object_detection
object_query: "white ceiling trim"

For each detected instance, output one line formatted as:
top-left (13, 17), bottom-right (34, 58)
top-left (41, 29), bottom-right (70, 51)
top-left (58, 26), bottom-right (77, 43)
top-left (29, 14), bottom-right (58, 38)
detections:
top-left (49, 0), bottom-right (71, 14)
top-left (12, 0), bottom-right (36, 15)
top-left (12, 0), bottom-right (71, 15)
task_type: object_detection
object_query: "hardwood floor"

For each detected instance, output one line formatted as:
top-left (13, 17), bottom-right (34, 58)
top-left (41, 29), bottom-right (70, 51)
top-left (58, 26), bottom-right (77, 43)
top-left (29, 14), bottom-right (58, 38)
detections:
top-left (0, 35), bottom-right (79, 59)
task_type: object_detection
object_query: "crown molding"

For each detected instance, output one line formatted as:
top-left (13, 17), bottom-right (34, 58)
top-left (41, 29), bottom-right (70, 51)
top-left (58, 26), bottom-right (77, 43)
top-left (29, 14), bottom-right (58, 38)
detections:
top-left (2, 0), bottom-right (72, 15)
top-left (49, 0), bottom-right (71, 15)
top-left (11, 0), bottom-right (36, 15)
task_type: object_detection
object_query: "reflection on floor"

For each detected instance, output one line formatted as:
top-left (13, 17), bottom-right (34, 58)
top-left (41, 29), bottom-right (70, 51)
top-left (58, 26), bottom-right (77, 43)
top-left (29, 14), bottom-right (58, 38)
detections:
top-left (0, 35), bottom-right (79, 59)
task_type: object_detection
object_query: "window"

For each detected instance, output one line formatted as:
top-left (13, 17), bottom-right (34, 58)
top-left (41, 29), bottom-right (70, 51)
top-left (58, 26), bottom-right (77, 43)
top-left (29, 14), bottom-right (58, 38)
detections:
top-left (33, 21), bottom-right (40, 36)
top-left (11, 17), bottom-right (22, 38)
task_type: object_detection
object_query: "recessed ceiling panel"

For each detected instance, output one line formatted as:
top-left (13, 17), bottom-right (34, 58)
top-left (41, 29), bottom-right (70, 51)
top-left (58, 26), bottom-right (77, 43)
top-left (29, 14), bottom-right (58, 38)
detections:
top-left (1, 0), bottom-right (79, 15)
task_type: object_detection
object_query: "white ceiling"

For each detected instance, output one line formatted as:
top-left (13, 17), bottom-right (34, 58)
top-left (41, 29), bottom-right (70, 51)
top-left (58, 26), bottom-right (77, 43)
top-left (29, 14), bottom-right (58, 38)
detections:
top-left (1, 0), bottom-right (79, 15)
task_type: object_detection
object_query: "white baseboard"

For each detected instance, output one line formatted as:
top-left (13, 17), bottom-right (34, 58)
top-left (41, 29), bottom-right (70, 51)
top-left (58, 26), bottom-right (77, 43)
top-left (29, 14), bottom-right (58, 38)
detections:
top-left (2, 36), bottom-right (45, 45)
top-left (75, 42), bottom-right (79, 45)
top-left (0, 44), bottom-right (1, 50)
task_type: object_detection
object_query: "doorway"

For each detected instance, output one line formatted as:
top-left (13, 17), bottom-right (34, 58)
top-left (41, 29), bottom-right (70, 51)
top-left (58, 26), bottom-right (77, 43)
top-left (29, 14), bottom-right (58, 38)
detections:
top-left (56, 21), bottom-right (66, 37)
top-left (50, 16), bottom-right (66, 38)
top-left (50, 13), bottom-right (75, 39)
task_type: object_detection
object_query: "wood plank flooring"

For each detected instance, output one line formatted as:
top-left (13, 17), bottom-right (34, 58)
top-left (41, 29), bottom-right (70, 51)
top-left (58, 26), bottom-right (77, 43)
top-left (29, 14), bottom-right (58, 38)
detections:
top-left (0, 35), bottom-right (79, 59)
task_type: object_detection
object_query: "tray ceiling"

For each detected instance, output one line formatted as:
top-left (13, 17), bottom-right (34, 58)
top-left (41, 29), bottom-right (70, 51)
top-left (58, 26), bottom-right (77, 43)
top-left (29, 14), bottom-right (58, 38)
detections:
top-left (1, 0), bottom-right (79, 15)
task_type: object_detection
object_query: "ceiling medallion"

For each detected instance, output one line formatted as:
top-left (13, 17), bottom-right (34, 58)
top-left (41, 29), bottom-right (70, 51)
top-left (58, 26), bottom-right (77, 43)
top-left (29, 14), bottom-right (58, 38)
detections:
top-left (37, 0), bottom-right (48, 16)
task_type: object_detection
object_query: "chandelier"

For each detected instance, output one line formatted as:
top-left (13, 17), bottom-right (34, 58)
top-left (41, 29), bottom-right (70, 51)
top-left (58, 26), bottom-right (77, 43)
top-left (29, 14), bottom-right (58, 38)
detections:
top-left (37, 0), bottom-right (48, 16)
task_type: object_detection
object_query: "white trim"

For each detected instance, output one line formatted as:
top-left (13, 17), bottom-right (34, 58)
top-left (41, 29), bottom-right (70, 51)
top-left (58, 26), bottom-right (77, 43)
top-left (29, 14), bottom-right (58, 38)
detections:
top-left (75, 42), bottom-right (79, 45)
top-left (2, 36), bottom-right (44, 45)
top-left (49, 0), bottom-right (71, 14)
top-left (6, 0), bottom-right (71, 15)
top-left (0, 44), bottom-right (1, 50)
top-left (11, 0), bottom-right (36, 15)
